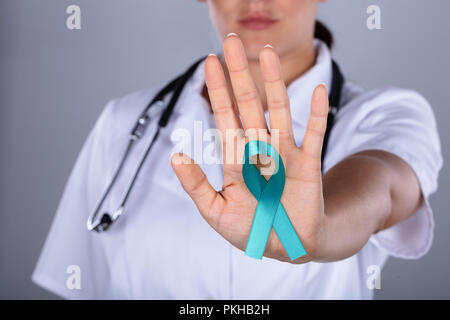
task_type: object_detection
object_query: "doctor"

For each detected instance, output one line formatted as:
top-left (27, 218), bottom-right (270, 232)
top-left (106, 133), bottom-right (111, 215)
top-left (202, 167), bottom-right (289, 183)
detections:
top-left (33, 0), bottom-right (442, 299)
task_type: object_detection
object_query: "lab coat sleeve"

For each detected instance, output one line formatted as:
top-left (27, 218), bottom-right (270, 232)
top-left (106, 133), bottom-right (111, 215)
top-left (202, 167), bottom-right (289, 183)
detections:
top-left (31, 100), bottom-right (117, 299)
top-left (335, 87), bottom-right (443, 259)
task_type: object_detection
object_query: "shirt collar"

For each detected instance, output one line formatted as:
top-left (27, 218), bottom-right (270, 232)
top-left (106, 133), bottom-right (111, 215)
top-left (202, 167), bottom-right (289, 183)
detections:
top-left (285, 40), bottom-right (333, 126)
top-left (184, 39), bottom-right (333, 127)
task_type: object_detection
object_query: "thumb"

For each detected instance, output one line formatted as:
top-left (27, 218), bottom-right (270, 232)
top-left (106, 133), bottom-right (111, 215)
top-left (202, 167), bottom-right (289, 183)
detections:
top-left (170, 153), bottom-right (222, 228)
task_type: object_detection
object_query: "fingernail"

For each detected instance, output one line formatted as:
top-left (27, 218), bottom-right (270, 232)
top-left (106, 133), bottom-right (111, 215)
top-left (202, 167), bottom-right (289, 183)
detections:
top-left (318, 82), bottom-right (328, 91)
top-left (208, 53), bottom-right (217, 57)
top-left (264, 44), bottom-right (273, 49)
top-left (226, 32), bottom-right (238, 38)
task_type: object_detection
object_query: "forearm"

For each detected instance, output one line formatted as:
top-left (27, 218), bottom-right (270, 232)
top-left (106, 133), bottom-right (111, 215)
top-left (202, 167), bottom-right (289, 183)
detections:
top-left (314, 151), bottom-right (420, 262)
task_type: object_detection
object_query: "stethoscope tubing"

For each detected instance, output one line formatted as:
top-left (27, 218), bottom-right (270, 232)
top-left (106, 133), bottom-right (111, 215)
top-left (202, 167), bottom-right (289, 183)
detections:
top-left (87, 57), bottom-right (206, 232)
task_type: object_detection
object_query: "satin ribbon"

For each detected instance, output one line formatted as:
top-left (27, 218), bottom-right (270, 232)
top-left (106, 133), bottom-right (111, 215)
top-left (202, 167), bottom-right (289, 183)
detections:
top-left (242, 140), bottom-right (307, 260)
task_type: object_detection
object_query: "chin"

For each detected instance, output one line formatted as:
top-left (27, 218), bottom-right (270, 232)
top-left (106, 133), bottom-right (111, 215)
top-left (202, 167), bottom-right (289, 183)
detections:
top-left (243, 44), bottom-right (265, 60)
top-left (238, 33), bottom-right (276, 60)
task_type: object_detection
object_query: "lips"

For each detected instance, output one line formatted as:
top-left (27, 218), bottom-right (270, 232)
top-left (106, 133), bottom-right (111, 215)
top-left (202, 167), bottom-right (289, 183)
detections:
top-left (238, 14), bottom-right (278, 31)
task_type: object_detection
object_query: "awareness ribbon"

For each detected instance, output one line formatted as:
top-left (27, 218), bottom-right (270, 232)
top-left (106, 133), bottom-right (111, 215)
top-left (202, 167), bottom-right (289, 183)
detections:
top-left (242, 140), bottom-right (307, 260)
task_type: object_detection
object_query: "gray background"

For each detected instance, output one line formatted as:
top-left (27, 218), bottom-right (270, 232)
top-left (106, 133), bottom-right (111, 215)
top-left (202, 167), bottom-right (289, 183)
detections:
top-left (0, 0), bottom-right (449, 299)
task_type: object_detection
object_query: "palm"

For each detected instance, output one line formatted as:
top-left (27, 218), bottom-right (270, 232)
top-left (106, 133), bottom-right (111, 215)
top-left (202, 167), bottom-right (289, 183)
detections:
top-left (172, 35), bottom-right (329, 263)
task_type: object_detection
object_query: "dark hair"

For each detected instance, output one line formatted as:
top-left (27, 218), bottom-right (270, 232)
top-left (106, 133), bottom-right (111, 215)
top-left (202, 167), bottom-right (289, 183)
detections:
top-left (314, 21), bottom-right (333, 49)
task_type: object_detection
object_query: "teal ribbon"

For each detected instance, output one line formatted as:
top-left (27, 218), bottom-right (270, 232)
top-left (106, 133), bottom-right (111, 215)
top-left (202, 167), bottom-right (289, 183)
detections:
top-left (242, 140), bottom-right (307, 260)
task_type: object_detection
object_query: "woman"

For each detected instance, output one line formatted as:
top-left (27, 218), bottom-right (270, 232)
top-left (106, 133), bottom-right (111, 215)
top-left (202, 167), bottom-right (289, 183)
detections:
top-left (32, 0), bottom-right (442, 299)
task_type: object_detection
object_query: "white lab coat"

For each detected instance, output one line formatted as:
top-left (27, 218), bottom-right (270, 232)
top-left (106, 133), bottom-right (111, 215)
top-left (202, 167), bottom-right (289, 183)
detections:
top-left (32, 40), bottom-right (443, 299)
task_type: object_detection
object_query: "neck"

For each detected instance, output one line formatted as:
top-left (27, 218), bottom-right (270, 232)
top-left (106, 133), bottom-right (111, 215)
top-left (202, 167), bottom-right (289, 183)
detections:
top-left (202, 41), bottom-right (317, 112)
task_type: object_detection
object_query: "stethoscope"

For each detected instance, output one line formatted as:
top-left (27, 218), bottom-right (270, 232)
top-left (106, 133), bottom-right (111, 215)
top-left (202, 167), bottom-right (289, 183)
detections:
top-left (86, 55), bottom-right (344, 233)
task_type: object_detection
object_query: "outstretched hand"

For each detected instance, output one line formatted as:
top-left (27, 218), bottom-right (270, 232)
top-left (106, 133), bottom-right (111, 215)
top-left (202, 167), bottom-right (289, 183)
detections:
top-left (171, 34), bottom-right (330, 263)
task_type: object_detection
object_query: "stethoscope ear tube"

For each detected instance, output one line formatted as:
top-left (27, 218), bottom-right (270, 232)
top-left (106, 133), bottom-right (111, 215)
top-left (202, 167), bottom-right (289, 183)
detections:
top-left (158, 56), bottom-right (208, 127)
top-left (321, 60), bottom-right (344, 172)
